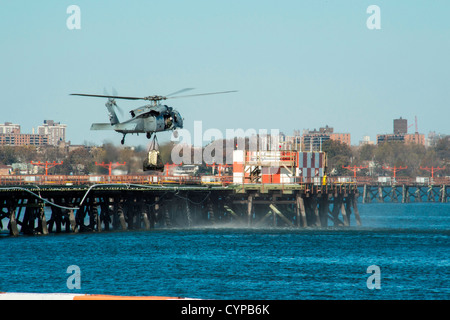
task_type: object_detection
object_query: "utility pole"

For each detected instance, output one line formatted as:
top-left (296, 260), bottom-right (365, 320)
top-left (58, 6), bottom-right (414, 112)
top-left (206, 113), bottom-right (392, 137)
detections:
top-left (382, 166), bottom-right (407, 179)
top-left (164, 163), bottom-right (181, 177)
top-left (95, 162), bottom-right (126, 176)
top-left (206, 162), bottom-right (216, 175)
top-left (342, 165), bottom-right (368, 179)
top-left (420, 166), bottom-right (445, 179)
top-left (206, 163), bottom-right (232, 177)
top-left (30, 161), bottom-right (63, 176)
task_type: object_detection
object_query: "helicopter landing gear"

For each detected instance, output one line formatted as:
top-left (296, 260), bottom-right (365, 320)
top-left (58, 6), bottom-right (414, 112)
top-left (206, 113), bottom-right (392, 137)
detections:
top-left (121, 134), bottom-right (126, 145)
top-left (146, 132), bottom-right (152, 139)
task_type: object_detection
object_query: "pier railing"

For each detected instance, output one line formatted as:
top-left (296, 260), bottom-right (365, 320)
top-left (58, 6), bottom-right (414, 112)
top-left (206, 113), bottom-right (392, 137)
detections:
top-left (352, 176), bottom-right (450, 186)
top-left (0, 174), bottom-right (234, 186)
top-left (0, 174), bottom-right (449, 187)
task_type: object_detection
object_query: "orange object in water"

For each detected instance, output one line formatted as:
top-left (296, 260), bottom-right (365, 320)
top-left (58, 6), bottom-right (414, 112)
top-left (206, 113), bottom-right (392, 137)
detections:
top-left (0, 292), bottom-right (194, 300)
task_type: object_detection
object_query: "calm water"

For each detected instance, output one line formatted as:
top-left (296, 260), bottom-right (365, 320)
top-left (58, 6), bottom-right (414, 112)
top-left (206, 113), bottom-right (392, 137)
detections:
top-left (0, 203), bottom-right (449, 300)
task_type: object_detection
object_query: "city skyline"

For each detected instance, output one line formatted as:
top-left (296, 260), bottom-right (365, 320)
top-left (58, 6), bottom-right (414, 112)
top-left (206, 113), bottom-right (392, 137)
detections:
top-left (0, 115), bottom-right (443, 149)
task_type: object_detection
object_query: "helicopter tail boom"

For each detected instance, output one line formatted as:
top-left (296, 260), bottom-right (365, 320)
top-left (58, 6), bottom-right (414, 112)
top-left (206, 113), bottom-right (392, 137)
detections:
top-left (91, 122), bottom-right (140, 132)
top-left (91, 123), bottom-right (114, 130)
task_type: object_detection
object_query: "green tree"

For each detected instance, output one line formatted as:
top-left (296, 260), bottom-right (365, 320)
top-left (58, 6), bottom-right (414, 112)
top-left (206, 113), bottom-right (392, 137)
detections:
top-left (322, 140), bottom-right (352, 175)
top-left (15, 145), bottom-right (38, 164)
top-left (65, 147), bottom-right (93, 175)
top-left (358, 144), bottom-right (376, 162)
top-left (434, 137), bottom-right (450, 162)
top-left (0, 146), bottom-right (18, 164)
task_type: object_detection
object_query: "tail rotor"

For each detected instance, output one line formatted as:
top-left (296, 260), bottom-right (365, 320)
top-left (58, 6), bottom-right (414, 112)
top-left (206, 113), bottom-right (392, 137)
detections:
top-left (104, 88), bottom-right (124, 117)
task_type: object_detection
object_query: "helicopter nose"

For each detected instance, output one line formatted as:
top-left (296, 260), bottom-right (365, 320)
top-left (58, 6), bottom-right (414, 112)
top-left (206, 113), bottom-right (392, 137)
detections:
top-left (174, 111), bottom-right (183, 128)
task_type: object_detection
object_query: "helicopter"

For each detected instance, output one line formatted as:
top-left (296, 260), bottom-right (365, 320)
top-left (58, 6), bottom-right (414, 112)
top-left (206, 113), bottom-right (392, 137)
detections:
top-left (70, 88), bottom-right (237, 145)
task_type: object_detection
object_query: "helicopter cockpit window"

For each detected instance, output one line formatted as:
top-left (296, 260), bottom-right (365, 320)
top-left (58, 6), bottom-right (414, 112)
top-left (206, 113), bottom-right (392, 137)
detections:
top-left (164, 115), bottom-right (173, 129)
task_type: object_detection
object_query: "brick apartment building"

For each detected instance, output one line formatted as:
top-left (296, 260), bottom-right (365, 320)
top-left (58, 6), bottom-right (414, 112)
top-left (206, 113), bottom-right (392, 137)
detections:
top-left (0, 120), bottom-right (66, 146)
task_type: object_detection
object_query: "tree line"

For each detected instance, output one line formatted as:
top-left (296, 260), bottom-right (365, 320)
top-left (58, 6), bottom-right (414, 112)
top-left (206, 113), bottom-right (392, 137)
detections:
top-left (323, 137), bottom-right (450, 178)
top-left (0, 144), bottom-right (149, 175)
top-left (0, 136), bottom-right (449, 177)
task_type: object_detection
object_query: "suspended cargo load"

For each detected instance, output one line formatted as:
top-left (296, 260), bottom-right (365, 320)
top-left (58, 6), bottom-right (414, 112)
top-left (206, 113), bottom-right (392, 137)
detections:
top-left (143, 136), bottom-right (164, 172)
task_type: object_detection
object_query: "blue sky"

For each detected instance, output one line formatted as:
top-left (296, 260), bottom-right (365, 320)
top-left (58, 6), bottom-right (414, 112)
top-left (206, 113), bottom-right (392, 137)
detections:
top-left (1, 1), bottom-right (449, 146)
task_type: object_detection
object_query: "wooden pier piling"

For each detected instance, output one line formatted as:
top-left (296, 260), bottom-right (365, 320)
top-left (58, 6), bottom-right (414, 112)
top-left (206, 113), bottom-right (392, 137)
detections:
top-left (297, 194), bottom-right (307, 227)
top-left (9, 206), bottom-right (19, 236)
top-left (247, 194), bottom-right (253, 226)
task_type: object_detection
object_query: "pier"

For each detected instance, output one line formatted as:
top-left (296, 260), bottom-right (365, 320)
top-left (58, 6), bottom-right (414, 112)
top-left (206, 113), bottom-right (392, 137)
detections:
top-left (0, 173), bottom-right (448, 236)
top-left (361, 184), bottom-right (448, 203)
top-left (0, 180), bottom-right (360, 236)
top-left (357, 177), bottom-right (449, 203)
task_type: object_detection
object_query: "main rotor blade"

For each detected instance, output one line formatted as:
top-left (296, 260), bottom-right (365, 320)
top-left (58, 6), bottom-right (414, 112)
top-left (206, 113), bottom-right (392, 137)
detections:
top-left (168, 90), bottom-right (238, 99)
top-left (165, 88), bottom-right (195, 97)
top-left (71, 90), bottom-right (238, 101)
top-left (70, 93), bottom-right (144, 100)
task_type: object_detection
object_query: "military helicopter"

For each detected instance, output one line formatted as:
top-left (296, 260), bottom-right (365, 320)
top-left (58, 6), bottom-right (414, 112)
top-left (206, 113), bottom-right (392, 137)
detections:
top-left (71, 88), bottom-right (236, 144)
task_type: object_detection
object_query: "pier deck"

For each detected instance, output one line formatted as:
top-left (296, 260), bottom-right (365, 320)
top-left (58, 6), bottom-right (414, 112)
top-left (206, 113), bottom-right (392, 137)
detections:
top-left (0, 182), bottom-right (359, 236)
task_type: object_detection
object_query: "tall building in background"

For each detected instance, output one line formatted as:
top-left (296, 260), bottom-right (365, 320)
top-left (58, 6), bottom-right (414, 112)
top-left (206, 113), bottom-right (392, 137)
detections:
top-left (0, 120), bottom-right (66, 146)
top-left (258, 127), bottom-right (350, 151)
top-left (393, 117), bottom-right (408, 134)
top-left (377, 117), bottom-right (425, 145)
top-left (359, 135), bottom-right (375, 146)
top-left (301, 126), bottom-right (351, 151)
top-left (0, 122), bottom-right (21, 134)
top-left (37, 120), bottom-right (67, 146)
top-left (0, 122), bottom-right (48, 146)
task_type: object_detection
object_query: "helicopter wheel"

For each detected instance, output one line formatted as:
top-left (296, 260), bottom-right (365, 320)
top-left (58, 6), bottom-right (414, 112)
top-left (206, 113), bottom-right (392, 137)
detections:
top-left (146, 132), bottom-right (152, 139)
top-left (121, 134), bottom-right (126, 145)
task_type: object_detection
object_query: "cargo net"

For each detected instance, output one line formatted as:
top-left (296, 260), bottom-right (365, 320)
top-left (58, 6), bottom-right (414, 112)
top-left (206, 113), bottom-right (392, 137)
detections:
top-left (143, 135), bottom-right (164, 172)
